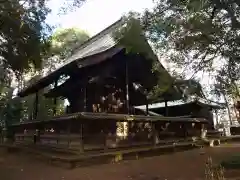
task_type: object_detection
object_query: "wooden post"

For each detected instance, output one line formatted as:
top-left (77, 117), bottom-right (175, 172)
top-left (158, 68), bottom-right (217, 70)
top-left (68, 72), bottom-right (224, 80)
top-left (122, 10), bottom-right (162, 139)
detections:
top-left (152, 122), bottom-right (159, 146)
top-left (201, 124), bottom-right (207, 139)
top-left (146, 96), bottom-right (149, 116)
top-left (125, 59), bottom-right (130, 114)
top-left (165, 100), bottom-right (168, 116)
top-left (83, 77), bottom-right (88, 112)
top-left (34, 91), bottom-right (39, 120)
top-left (83, 87), bottom-right (87, 112)
top-left (67, 121), bottom-right (71, 147)
top-left (215, 109), bottom-right (219, 127)
top-left (182, 123), bottom-right (187, 139)
top-left (53, 80), bottom-right (58, 116)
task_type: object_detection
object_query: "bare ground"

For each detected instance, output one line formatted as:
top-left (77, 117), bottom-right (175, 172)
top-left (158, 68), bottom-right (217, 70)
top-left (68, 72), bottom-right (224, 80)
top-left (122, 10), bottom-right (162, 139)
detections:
top-left (0, 144), bottom-right (240, 180)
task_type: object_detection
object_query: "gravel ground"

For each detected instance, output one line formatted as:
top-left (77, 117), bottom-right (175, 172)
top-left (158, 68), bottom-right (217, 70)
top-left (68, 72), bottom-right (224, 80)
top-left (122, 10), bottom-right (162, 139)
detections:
top-left (0, 144), bottom-right (240, 180)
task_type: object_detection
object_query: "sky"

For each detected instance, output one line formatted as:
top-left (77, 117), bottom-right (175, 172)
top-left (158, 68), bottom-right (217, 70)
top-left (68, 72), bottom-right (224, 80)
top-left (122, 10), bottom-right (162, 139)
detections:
top-left (46, 0), bottom-right (155, 36)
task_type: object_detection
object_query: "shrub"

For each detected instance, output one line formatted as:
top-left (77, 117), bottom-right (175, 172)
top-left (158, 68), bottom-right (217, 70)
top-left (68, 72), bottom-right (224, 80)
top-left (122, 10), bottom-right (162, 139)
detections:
top-left (205, 157), bottom-right (225, 180)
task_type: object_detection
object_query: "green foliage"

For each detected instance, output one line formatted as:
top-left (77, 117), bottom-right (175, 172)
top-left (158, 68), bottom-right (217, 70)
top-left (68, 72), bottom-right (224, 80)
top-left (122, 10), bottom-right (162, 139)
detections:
top-left (0, 87), bottom-right (22, 127)
top-left (140, 0), bottom-right (240, 98)
top-left (21, 75), bottom-right (65, 122)
top-left (113, 15), bottom-right (178, 102)
top-left (113, 14), bottom-right (207, 102)
top-left (175, 79), bottom-right (205, 98)
top-left (13, 27), bottom-right (89, 122)
top-left (27, 28), bottom-right (90, 120)
top-left (0, 0), bottom-right (51, 76)
top-left (58, 0), bottom-right (86, 15)
top-left (211, 64), bottom-right (240, 102)
top-left (5, 97), bottom-right (23, 125)
top-left (0, 0), bottom-right (87, 84)
top-left (147, 74), bottom-right (176, 102)
top-left (43, 28), bottom-right (89, 71)
top-left (50, 28), bottom-right (89, 59)
top-left (221, 155), bottom-right (240, 170)
top-left (0, 1), bottom-right (88, 127)
top-left (36, 86), bottom-right (65, 120)
top-left (205, 157), bottom-right (225, 180)
top-left (113, 14), bottom-right (156, 60)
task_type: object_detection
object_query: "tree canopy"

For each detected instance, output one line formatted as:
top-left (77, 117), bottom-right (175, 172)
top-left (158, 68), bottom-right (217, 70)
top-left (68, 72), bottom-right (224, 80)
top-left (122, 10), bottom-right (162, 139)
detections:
top-left (138, 0), bottom-right (240, 99)
top-left (114, 15), bottom-right (206, 102)
top-left (42, 27), bottom-right (89, 72)
top-left (0, 0), bottom-right (87, 126)
top-left (51, 28), bottom-right (89, 58)
top-left (0, 0), bottom-right (50, 78)
top-left (19, 27), bottom-right (89, 123)
top-left (0, 0), bottom-right (86, 84)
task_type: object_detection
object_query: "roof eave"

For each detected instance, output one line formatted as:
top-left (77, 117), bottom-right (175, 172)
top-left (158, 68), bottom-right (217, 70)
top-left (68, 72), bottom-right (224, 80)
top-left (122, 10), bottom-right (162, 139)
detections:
top-left (17, 61), bottom-right (77, 97)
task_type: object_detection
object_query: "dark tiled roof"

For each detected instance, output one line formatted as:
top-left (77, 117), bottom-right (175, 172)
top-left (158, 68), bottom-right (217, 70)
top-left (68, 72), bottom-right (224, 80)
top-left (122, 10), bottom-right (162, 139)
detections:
top-left (18, 19), bottom-right (126, 97)
top-left (60, 19), bottom-right (125, 68)
top-left (135, 96), bottom-right (225, 110)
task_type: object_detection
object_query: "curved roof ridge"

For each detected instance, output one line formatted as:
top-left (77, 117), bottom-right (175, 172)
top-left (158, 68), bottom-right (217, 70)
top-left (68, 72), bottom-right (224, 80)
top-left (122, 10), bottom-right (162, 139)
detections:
top-left (69, 18), bottom-right (125, 56)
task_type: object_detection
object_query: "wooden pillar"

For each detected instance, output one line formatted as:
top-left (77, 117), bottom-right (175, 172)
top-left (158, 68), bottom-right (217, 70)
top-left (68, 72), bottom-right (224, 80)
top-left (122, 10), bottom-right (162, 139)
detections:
top-left (81, 77), bottom-right (89, 112)
top-left (146, 97), bottom-right (149, 116)
top-left (152, 122), bottom-right (159, 146)
top-left (53, 80), bottom-right (58, 116)
top-left (125, 59), bottom-right (130, 114)
top-left (182, 123), bottom-right (187, 139)
top-left (215, 109), bottom-right (219, 128)
top-left (165, 100), bottom-right (168, 116)
top-left (67, 121), bottom-right (71, 147)
top-left (34, 91), bottom-right (39, 120)
top-left (83, 86), bottom-right (87, 112)
top-left (53, 98), bottom-right (57, 115)
top-left (201, 123), bottom-right (207, 139)
top-left (79, 121), bottom-right (84, 153)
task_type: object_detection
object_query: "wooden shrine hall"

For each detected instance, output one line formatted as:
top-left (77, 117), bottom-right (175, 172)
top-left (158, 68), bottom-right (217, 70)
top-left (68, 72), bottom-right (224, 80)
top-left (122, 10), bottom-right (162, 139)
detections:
top-left (135, 96), bottom-right (225, 130)
top-left (10, 19), bottom-right (208, 152)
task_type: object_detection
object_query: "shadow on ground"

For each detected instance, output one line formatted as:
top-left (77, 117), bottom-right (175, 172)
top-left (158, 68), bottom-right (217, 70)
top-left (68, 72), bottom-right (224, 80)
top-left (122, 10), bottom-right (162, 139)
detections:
top-left (0, 144), bottom-right (240, 180)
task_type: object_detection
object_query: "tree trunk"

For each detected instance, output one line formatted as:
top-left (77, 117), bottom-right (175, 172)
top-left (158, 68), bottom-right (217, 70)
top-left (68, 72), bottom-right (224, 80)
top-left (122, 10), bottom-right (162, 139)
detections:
top-left (232, 98), bottom-right (239, 121)
top-left (222, 92), bottom-right (232, 125)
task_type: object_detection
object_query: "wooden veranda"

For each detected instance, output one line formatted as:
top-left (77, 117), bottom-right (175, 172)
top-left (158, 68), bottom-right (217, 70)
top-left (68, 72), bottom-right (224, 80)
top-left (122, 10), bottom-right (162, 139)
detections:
top-left (10, 112), bottom-right (208, 153)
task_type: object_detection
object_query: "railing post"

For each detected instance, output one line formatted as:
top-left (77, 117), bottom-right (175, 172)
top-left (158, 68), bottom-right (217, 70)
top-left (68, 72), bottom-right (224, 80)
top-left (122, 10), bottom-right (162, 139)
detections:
top-left (201, 124), bottom-right (207, 139)
top-left (152, 122), bottom-right (159, 146)
top-left (104, 132), bottom-right (108, 151)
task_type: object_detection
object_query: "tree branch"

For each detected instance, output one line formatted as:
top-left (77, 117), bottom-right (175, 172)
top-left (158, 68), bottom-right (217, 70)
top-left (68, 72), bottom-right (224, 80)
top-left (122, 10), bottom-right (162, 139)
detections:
top-left (214, 0), bottom-right (240, 29)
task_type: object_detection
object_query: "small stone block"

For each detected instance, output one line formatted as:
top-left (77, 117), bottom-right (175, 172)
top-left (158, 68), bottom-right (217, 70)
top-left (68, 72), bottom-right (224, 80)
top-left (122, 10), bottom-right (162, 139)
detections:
top-left (209, 140), bottom-right (214, 147)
